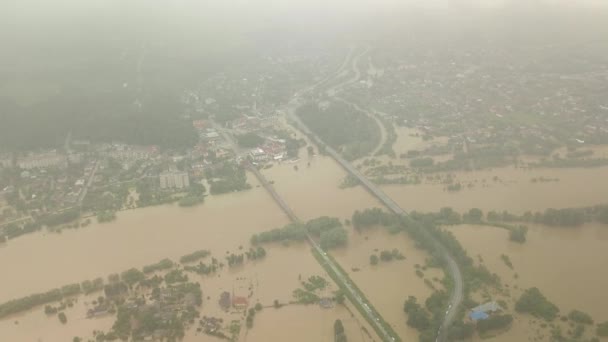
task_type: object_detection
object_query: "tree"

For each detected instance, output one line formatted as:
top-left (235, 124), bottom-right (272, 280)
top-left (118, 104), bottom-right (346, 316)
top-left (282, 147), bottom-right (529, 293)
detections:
top-left (334, 290), bottom-right (345, 305)
top-left (369, 254), bottom-right (379, 265)
top-left (466, 208), bottom-right (483, 223)
top-left (58, 312), bottom-right (67, 324)
top-left (236, 132), bottom-right (264, 148)
top-left (319, 227), bottom-right (348, 249)
top-left (568, 310), bottom-right (593, 325)
top-left (255, 303), bottom-right (263, 311)
top-left (477, 315), bottom-right (513, 333)
top-left (334, 319), bottom-right (344, 335)
top-left (515, 287), bottom-right (559, 321)
top-left (334, 319), bottom-right (347, 342)
top-left (307, 145), bottom-right (314, 156)
top-left (121, 268), bottom-right (145, 287)
top-left (597, 321), bottom-right (608, 337)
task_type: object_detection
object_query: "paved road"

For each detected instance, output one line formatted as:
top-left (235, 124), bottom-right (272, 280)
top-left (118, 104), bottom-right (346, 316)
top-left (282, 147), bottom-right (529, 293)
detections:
top-left (213, 122), bottom-right (399, 342)
top-left (285, 48), bottom-right (465, 342)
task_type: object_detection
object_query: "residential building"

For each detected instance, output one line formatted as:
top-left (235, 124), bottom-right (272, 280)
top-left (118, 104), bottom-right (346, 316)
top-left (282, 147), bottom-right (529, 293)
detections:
top-left (17, 152), bottom-right (67, 170)
top-left (159, 171), bottom-right (190, 190)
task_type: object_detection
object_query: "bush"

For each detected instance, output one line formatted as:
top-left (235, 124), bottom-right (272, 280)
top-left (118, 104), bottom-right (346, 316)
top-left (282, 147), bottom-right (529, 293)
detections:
top-left (477, 314), bottom-right (513, 333)
top-left (597, 321), bottom-right (608, 337)
top-left (568, 310), bottom-right (593, 325)
top-left (515, 288), bottom-right (559, 321)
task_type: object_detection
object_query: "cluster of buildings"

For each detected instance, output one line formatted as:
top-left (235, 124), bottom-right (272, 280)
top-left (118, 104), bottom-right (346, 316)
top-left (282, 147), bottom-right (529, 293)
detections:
top-left (159, 170), bottom-right (190, 190)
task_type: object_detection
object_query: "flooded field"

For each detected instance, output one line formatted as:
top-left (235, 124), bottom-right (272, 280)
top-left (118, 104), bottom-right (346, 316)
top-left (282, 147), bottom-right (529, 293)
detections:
top-left (331, 229), bottom-right (444, 341)
top-left (383, 166), bottom-right (608, 214)
top-left (447, 223), bottom-right (608, 321)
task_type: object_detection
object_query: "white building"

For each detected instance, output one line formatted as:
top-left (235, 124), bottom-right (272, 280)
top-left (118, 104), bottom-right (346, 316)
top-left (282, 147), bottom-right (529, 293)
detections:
top-left (0, 154), bottom-right (12, 169)
top-left (160, 171), bottom-right (190, 190)
top-left (17, 152), bottom-right (67, 170)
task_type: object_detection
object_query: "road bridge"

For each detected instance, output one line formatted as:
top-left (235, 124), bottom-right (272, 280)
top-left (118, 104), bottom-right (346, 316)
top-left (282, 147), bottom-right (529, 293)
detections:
top-left (213, 122), bottom-right (400, 342)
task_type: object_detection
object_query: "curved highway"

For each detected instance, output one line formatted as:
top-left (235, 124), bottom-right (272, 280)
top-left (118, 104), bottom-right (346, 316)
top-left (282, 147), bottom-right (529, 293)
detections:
top-left (286, 47), bottom-right (465, 342)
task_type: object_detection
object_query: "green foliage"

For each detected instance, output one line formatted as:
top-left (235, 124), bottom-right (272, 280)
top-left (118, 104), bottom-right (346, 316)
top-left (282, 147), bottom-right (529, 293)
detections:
top-left (448, 321), bottom-right (475, 340)
top-left (509, 226), bottom-right (528, 243)
top-left (292, 288), bottom-right (320, 304)
top-left (236, 132), bottom-right (264, 148)
top-left (246, 246), bottom-right (267, 260)
top-left (301, 276), bottom-right (328, 292)
top-left (568, 310), bottom-right (594, 325)
top-left (539, 208), bottom-right (586, 226)
top-left (121, 268), bottom-right (145, 286)
top-left (178, 195), bottom-right (204, 207)
top-left (370, 254), bottom-right (379, 265)
top-left (515, 287), bottom-right (559, 321)
top-left (500, 254), bottom-right (513, 269)
top-left (225, 253), bottom-right (245, 267)
top-left (183, 262), bottom-right (218, 276)
top-left (58, 311), bottom-right (67, 324)
top-left (305, 216), bottom-right (342, 235)
top-left (179, 250), bottom-right (211, 264)
top-left (464, 208), bottom-right (483, 223)
top-left (403, 296), bottom-right (430, 330)
top-left (297, 101), bottom-right (380, 160)
top-left (438, 207), bottom-right (462, 224)
top-left (320, 227), bottom-right (348, 249)
top-left (352, 208), bottom-right (398, 230)
top-left (251, 223), bottom-right (308, 244)
top-left (339, 174), bottom-right (360, 189)
top-left (334, 319), bottom-right (347, 342)
top-left (61, 283), bottom-right (82, 297)
top-left (97, 211), bottom-right (117, 223)
top-left (378, 249), bottom-right (404, 262)
top-left (477, 314), bottom-right (513, 333)
top-left (142, 258), bottom-right (174, 274)
top-left (597, 321), bottom-right (608, 337)
top-left (410, 157), bottom-right (434, 168)
top-left (39, 209), bottom-right (80, 227)
top-left (0, 288), bottom-right (64, 318)
top-left (334, 290), bottom-right (345, 305)
top-left (207, 162), bottom-right (251, 195)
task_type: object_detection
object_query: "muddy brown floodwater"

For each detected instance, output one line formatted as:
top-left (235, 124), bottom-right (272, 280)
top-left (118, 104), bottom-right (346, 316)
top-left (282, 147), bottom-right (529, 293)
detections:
top-left (262, 154), bottom-right (381, 221)
top-left (331, 229), bottom-right (444, 341)
top-left (446, 223), bottom-right (608, 341)
top-left (383, 166), bottom-right (608, 214)
top-left (447, 223), bottom-right (608, 322)
top-left (0, 173), bottom-right (289, 303)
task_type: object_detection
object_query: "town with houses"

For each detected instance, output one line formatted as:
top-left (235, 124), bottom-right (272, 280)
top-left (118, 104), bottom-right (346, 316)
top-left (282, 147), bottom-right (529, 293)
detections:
top-left (0, 103), bottom-right (301, 240)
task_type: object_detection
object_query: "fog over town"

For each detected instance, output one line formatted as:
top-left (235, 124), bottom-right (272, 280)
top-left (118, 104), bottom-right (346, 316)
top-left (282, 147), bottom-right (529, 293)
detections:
top-left (1, 1), bottom-right (608, 342)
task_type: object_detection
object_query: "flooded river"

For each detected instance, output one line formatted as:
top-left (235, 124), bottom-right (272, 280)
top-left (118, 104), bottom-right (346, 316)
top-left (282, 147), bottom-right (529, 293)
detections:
top-left (263, 154), bottom-right (381, 221)
top-left (0, 177), bottom-right (289, 303)
top-left (383, 166), bottom-right (608, 214)
top-left (3, 131), bottom-right (608, 341)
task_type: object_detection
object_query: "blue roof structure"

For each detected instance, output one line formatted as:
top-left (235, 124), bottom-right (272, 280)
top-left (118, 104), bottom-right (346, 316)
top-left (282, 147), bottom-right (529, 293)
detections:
top-left (470, 311), bottom-right (489, 321)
